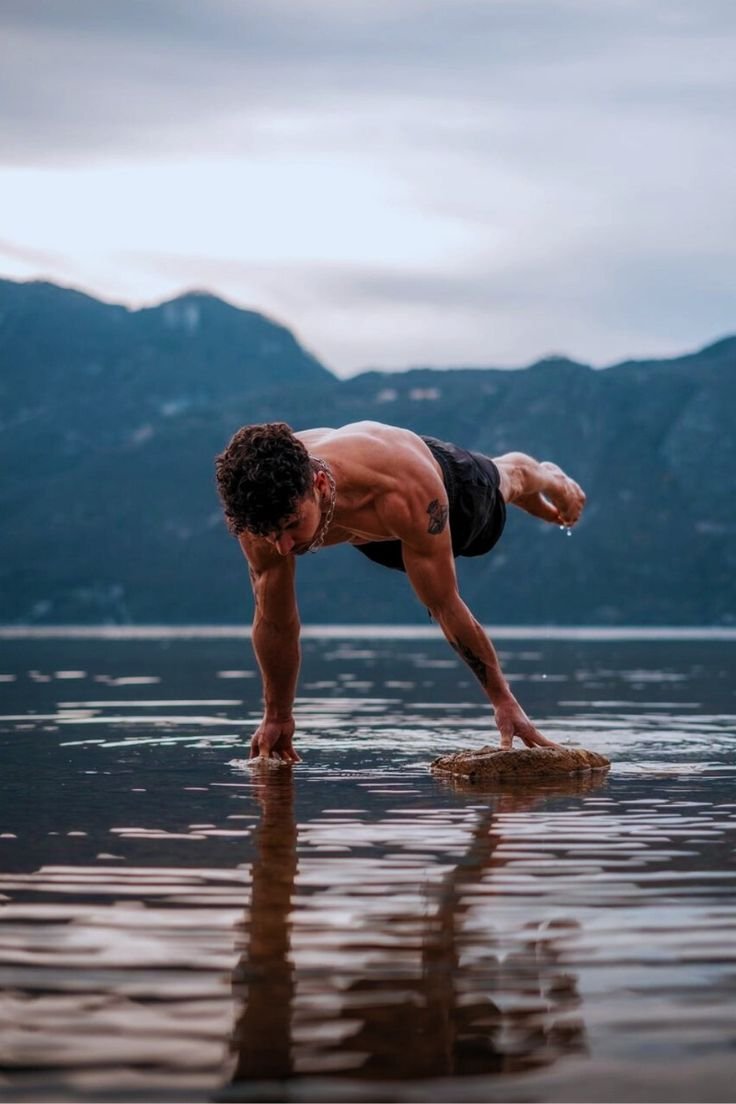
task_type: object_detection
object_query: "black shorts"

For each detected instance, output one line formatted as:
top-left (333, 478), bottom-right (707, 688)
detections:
top-left (355, 435), bottom-right (507, 573)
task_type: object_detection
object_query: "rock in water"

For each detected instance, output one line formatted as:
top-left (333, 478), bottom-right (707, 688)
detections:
top-left (431, 746), bottom-right (610, 782)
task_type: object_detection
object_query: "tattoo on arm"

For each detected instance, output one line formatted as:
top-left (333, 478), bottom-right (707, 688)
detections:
top-left (427, 499), bottom-right (449, 535)
top-left (450, 639), bottom-right (488, 687)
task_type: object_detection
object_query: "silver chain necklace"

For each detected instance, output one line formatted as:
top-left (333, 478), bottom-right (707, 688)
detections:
top-left (305, 458), bottom-right (337, 553)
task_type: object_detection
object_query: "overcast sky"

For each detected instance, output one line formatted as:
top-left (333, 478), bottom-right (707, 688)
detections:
top-left (1, 0), bottom-right (734, 375)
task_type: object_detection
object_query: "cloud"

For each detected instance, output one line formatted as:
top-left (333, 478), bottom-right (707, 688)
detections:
top-left (0, 0), bottom-right (734, 370)
top-left (1, 0), bottom-right (734, 164)
top-left (0, 237), bottom-right (71, 269)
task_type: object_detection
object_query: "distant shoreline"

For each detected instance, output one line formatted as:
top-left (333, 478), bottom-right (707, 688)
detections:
top-left (1, 625), bottom-right (734, 641)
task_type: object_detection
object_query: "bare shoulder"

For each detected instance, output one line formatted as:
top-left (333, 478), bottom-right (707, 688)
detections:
top-left (298, 421), bottom-right (436, 475)
top-left (295, 422), bottom-right (446, 545)
top-left (343, 425), bottom-right (448, 540)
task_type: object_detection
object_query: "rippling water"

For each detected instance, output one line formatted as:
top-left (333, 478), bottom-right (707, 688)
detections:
top-left (0, 631), bottom-right (735, 1102)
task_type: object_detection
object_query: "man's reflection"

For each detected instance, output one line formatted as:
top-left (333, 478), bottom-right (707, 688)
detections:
top-left (229, 771), bottom-right (296, 1081)
top-left (227, 768), bottom-right (600, 1085)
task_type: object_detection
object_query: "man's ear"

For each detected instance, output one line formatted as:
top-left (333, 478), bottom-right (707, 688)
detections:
top-left (314, 470), bottom-right (328, 494)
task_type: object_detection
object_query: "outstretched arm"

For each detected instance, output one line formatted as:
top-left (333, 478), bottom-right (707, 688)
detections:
top-left (240, 536), bottom-right (302, 762)
top-left (399, 509), bottom-right (558, 750)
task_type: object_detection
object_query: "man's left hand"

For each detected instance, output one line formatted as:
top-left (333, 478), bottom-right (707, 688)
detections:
top-left (494, 697), bottom-right (561, 750)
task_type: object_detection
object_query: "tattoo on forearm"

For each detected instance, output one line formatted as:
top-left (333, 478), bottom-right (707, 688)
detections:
top-left (450, 639), bottom-right (488, 686)
top-left (427, 499), bottom-right (449, 535)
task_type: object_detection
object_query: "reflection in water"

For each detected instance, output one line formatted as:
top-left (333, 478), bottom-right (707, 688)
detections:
top-left (230, 773), bottom-right (297, 1081)
top-left (1, 635), bottom-right (736, 1102)
top-left (227, 769), bottom-right (594, 1087)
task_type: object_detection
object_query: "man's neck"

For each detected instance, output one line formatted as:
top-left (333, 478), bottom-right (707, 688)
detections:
top-left (304, 457), bottom-right (337, 553)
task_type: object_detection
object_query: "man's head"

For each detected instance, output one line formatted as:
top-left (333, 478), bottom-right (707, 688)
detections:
top-left (215, 422), bottom-right (314, 539)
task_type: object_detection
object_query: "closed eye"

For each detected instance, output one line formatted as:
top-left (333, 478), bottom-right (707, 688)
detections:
top-left (267, 516), bottom-right (299, 541)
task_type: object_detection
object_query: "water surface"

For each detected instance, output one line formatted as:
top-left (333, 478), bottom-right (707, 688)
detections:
top-left (0, 631), bottom-right (735, 1102)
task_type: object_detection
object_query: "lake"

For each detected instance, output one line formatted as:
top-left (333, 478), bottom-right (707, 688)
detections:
top-left (0, 628), bottom-right (735, 1103)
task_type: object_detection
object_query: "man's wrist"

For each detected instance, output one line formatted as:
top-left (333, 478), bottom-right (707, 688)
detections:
top-left (490, 686), bottom-right (516, 710)
top-left (263, 708), bottom-right (294, 723)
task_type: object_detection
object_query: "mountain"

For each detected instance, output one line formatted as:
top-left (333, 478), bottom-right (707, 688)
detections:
top-left (1, 277), bottom-right (734, 625)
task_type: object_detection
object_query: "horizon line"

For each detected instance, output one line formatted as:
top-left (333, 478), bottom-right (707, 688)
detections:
top-left (1, 624), bottom-right (734, 642)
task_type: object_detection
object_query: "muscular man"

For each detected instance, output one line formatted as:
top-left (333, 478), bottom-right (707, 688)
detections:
top-left (215, 421), bottom-right (585, 763)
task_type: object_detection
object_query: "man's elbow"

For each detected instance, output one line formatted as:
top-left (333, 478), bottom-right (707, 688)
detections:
top-left (425, 594), bottom-right (465, 629)
top-left (425, 591), bottom-right (472, 635)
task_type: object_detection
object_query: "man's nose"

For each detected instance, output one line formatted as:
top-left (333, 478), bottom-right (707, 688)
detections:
top-left (275, 534), bottom-right (293, 555)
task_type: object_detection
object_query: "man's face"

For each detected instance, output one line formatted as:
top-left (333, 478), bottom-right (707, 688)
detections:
top-left (263, 478), bottom-right (323, 556)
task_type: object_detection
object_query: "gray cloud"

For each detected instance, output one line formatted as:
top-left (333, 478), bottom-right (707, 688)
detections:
top-left (121, 245), bottom-right (734, 373)
top-left (1, 0), bottom-right (734, 370)
top-left (1, 0), bottom-right (734, 164)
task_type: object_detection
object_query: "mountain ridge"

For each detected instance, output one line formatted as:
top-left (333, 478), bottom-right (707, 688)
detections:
top-left (3, 275), bottom-right (731, 377)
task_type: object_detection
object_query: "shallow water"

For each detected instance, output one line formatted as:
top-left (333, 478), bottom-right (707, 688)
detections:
top-left (0, 631), bottom-right (735, 1102)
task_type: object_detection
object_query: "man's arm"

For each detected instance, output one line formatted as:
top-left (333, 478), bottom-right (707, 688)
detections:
top-left (239, 536), bottom-right (301, 762)
top-left (397, 500), bottom-right (558, 750)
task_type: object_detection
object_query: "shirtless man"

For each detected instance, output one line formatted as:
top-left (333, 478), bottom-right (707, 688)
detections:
top-left (215, 421), bottom-right (585, 763)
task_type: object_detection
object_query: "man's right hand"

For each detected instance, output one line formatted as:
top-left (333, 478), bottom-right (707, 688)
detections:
top-left (250, 716), bottom-right (302, 763)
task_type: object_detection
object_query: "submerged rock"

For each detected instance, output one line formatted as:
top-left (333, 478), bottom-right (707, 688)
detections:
top-left (431, 745), bottom-right (610, 782)
top-left (226, 756), bottom-right (291, 770)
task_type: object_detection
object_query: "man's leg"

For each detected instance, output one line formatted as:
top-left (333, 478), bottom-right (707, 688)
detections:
top-left (494, 452), bottom-right (586, 527)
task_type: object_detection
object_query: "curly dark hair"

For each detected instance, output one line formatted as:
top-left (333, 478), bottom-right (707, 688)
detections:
top-left (215, 422), bottom-right (313, 536)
